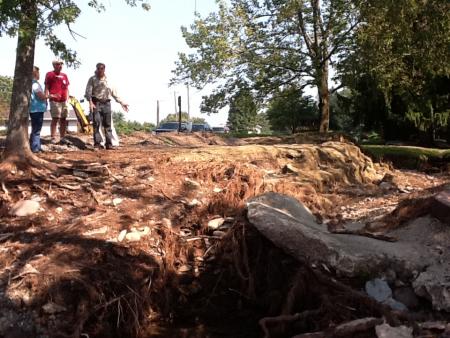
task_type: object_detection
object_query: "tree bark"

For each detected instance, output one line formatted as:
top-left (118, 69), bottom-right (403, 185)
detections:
top-left (3, 1), bottom-right (37, 160)
top-left (318, 60), bottom-right (330, 132)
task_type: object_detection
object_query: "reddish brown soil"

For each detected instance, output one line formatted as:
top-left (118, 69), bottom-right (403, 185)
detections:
top-left (0, 132), bottom-right (448, 337)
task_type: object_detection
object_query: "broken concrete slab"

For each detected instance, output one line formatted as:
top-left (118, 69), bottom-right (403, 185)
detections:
top-left (247, 192), bottom-right (450, 312)
top-left (247, 192), bottom-right (433, 279)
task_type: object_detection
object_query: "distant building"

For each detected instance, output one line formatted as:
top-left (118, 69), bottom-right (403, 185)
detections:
top-left (0, 107), bottom-right (79, 135)
top-left (36, 108), bottom-right (79, 136)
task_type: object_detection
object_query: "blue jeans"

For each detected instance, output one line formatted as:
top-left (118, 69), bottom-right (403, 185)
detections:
top-left (29, 112), bottom-right (44, 152)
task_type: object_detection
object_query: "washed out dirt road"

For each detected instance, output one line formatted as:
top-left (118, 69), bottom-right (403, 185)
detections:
top-left (0, 132), bottom-right (448, 337)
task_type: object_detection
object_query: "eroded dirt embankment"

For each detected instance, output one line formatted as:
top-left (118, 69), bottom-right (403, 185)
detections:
top-left (0, 133), bottom-right (449, 337)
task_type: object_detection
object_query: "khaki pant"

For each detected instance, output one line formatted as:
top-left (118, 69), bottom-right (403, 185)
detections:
top-left (49, 101), bottom-right (68, 119)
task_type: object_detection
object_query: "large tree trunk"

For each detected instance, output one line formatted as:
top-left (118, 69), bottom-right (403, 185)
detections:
top-left (318, 60), bottom-right (330, 133)
top-left (2, 1), bottom-right (37, 160)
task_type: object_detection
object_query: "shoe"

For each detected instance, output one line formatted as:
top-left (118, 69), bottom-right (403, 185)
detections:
top-left (106, 144), bottom-right (117, 150)
top-left (59, 138), bottom-right (70, 145)
top-left (93, 143), bottom-right (105, 150)
top-left (50, 138), bottom-right (58, 145)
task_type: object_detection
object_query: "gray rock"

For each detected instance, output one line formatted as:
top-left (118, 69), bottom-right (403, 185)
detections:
top-left (9, 200), bottom-right (40, 217)
top-left (394, 287), bottom-right (420, 309)
top-left (365, 278), bottom-right (392, 302)
top-left (382, 297), bottom-right (408, 311)
top-left (247, 193), bottom-right (432, 278)
top-left (375, 323), bottom-right (413, 338)
top-left (413, 264), bottom-right (450, 312)
top-left (208, 218), bottom-right (225, 230)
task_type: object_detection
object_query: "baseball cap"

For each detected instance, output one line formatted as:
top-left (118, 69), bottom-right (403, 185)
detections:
top-left (52, 59), bottom-right (64, 65)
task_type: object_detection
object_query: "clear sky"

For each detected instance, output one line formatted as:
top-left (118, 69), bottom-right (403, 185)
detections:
top-left (0, 0), bottom-right (228, 127)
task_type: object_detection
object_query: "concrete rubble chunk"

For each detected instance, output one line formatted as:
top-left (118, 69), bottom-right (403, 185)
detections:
top-left (42, 302), bottom-right (67, 314)
top-left (10, 200), bottom-right (40, 217)
top-left (375, 323), bottom-right (413, 338)
top-left (117, 229), bottom-right (127, 242)
top-left (365, 278), bottom-right (392, 302)
top-left (184, 178), bottom-right (201, 189)
top-left (208, 218), bottom-right (225, 230)
top-left (247, 192), bottom-right (432, 278)
top-left (125, 232), bottom-right (141, 242)
top-left (382, 297), bottom-right (408, 312)
top-left (413, 264), bottom-right (450, 312)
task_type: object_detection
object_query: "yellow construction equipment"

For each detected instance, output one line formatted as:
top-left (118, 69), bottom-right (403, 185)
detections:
top-left (68, 96), bottom-right (93, 134)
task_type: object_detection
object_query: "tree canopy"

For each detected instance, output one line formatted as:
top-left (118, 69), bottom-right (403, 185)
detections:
top-left (159, 112), bottom-right (206, 124)
top-left (172, 0), bottom-right (359, 132)
top-left (266, 87), bottom-right (318, 133)
top-left (0, 0), bottom-right (150, 162)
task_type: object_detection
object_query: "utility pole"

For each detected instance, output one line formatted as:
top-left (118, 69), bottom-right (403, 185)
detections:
top-left (173, 91), bottom-right (177, 114)
top-left (178, 96), bottom-right (182, 132)
top-left (187, 84), bottom-right (190, 121)
top-left (156, 100), bottom-right (160, 126)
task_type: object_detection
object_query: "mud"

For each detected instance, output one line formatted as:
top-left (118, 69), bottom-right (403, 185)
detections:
top-left (0, 132), bottom-right (449, 337)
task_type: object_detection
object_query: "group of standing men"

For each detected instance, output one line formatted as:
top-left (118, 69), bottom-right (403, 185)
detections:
top-left (29, 59), bottom-right (128, 153)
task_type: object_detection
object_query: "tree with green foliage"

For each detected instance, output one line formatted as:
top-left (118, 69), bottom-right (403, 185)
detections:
top-left (172, 0), bottom-right (359, 132)
top-left (0, 0), bottom-right (150, 165)
top-left (266, 86), bottom-right (318, 133)
top-left (227, 88), bottom-right (258, 132)
top-left (159, 112), bottom-right (206, 124)
top-left (343, 0), bottom-right (450, 143)
top-left (112, 111), bottom-right (155, 135)
top-left (0, 75), bottom-right (13, 123)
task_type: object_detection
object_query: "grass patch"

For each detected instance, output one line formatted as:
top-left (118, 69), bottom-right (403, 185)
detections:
top-left (361, 145), bottom-right (450, 169)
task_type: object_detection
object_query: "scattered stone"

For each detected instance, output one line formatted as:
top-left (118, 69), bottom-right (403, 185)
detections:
top-left (375, 323), bottom-right (413, 338)
top-left (113, 198), bottom-right (123, 206)
top-left (10, 200), bottom-right (40, 217)
top-left (187, 199), bottom-right (201, 207)
top-left (208, 218), bottom-right (225, 230)
top-left (178, 265), bottom-right (192, 273)
top-left (126, 232), bottom-right (141, 242)
top-left (212, 230), bottom-right (226, 238)
top-left (383, 297), bottom-right (408, 311)
top-left (118, 230), bottom-right (127, 242)
top-left (83, 226), bottom-right (108, 236)
top-left (365, 279), bottom-right (392, 303)
top-left (55, 207), bottom-right (63, 214)
top-left (213, 187), bottom-right (223, 193)
top-left (184, 178), bottom-right (201, 189)
top-left (147, 176), bottom-right (155, 182)
top-left (42, 302), bottom-right (67, 314)
top-left (139, 226), bottom-right (150, 235)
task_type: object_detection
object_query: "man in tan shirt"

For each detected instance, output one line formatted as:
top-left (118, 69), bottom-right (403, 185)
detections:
top-left (85, 62), bottom-right (129, 149)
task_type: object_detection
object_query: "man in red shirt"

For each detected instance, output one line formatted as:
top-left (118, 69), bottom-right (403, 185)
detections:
top-left (45, 59), bottom-right (70, 144)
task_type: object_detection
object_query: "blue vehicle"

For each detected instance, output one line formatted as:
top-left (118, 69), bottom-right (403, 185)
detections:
top-left (154, 122), bottom-right (188, 134)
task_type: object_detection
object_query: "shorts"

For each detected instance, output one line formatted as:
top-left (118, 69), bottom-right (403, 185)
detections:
top-left (49, 101), bottom-right (68, 119)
